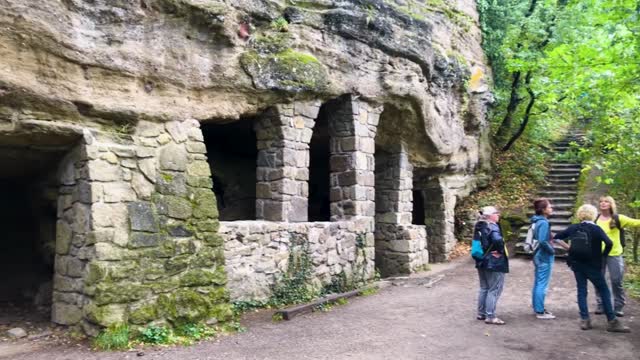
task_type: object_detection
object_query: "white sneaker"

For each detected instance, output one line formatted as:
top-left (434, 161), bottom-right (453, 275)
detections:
top-left (536, 311), bottom-right (556, 320)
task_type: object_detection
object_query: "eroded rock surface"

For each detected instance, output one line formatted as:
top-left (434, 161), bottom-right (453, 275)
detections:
top-left (0, 0), bottom-right (492, 172)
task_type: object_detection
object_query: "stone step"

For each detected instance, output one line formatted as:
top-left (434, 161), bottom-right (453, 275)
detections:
top-left (543, 184), bottom-right (578, 190)
top-left (547, 172), bottom-right (580, 178)
top-left (540, 190), bottom-right (577, 196)
top-left (518, 224), bottom-right (570, 238)
top-left (548, 168), bottom-right (581, 173)
top-left (547, 174), bottom-right (580, 178)
top-left (526, 210), bottom-right (573, 217)
top-left (544, 180), bottom-right (578, 185)
top-left (541, 194), bottom-right (577, 201)
top-left (549, 163), bottom-right (581, 168)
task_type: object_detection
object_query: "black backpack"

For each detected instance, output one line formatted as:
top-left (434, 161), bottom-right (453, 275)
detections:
top-left (568, 225), bottom-right (593, 261)
top-left (595, 214), bottom-right (625, 248)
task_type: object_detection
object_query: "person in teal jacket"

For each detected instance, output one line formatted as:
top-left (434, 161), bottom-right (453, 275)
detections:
top-left (531, 198), bottom-right (556, 319)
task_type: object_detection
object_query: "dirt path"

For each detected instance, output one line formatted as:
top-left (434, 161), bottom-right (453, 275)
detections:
top-left (4, 256), bottom-right (639, 360)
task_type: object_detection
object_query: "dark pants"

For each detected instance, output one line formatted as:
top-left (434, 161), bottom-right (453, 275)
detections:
top-left (572, 263), bottom-right (615, 321)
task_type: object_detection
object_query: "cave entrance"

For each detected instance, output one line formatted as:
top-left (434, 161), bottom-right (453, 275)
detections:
top-left (201, 117), bottom-right (258, 221)
top-left (308, 101), bottom-right (332, 222)
top-left (412, 190), bottom-right (426, 226)
top-left (0, 135), bottom-right (77, 332)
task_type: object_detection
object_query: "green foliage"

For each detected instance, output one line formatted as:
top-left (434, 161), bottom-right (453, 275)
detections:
top-left (270, 17), bottom-right (289, 32)
top-left (268, 245), bottom-right (317, 307)
top-left (486, 141), bottom-right (550, 207)
top-left (624, 243), bottom-right (640, 299)
top-left (93, 324), bottom-right (131, 351)
top-left (139, 325), bottom-right (171, 344)
top-left (174, 323), bottom-right (218, 341)
top-left (136, 323), bottom-right (220, 346)
top-left (480, 0), bottom-right (639, 208)
top-left (232, 300), bottom-right (268, 315)
top-left (221, 321), bottom-right (247, 333)
top-left (359, 287), bottom-right (379, 297)
top-left (272, 312), bottom-right (284, 322)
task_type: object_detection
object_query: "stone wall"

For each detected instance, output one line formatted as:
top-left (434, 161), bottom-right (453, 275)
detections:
top-left (50, 120), bottom-right (232, 335)
top-left (221, 96), bottom-right (383, 300)
top-left (220, 219), bottom-right (374, 301)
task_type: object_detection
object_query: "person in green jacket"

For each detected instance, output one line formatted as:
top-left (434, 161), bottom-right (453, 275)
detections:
top-left (595, 196), bottom-right (640, 317)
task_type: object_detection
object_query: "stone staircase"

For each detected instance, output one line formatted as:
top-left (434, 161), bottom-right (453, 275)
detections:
top-left (514, 133), bottom-right (585, 255)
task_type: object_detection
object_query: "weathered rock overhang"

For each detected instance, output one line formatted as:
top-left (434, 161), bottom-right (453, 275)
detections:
top-left (0, 0), bottom-right (494, 332)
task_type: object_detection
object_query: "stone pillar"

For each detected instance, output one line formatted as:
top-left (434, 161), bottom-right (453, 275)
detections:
top-left (374, 144), bottom-right (428, 276)
top-left (421, 178), bottom-right (457, 263)
top-left (375, 143), bottom-right (413, 225)
top-left (51, 139), bottom-right (94, 327)
top-left (254, 102), bottom-right (319, 222)
top-left (51, 119), bottom-right (233, 335)
top-left (329, 97), bottom-right (380, 221)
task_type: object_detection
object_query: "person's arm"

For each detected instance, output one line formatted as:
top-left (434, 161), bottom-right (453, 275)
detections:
top-left (489, 225), bottom-right (505, 251)
top-left (619, 214), bottom-right (640, 228)
top-left (597, 227), bottom-right (613, 257)
top-left (553, 225), bottom-right (573, 240)
top-left (536, 221), bottom-right (555, 254)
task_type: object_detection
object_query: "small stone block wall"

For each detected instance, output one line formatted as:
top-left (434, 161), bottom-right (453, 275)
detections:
top-left (220, 218), bottom-right (375, 301)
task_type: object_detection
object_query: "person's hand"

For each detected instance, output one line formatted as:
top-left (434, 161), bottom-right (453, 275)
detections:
top-left (490, 251), bottom-right (501, 258)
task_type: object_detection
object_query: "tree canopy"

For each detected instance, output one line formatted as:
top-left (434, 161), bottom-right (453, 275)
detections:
top-left (478, 0), bottom-right (639, 210)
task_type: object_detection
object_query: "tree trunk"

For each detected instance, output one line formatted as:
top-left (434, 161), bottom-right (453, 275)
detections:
top-left (502, 72), bottom-right (535, 151)
top-left (492, 0), bottom-right (538, 145)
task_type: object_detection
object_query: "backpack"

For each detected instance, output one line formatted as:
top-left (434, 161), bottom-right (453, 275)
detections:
top-left (471, 223), bottom-right (492, 260)
top-left (523, 222), bottom-right (538, 253)
top-left (568, 225), bottom-right (593, 261)
top-left (595, 214), bottom-right (625, 248)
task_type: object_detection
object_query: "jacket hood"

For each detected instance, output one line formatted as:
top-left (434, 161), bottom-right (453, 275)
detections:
top-left (530, 215), bottom-right (547, 223)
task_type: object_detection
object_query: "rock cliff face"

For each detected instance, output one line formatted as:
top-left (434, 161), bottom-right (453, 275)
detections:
top-left (1, 0), bottom-right (491, 167)
top-left (0, 0), bottom-right (493, 333)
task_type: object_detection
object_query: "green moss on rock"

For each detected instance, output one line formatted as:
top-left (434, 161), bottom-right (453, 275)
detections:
top-left (240, 48), bottom-right (328, 93)
top-left (129, 302), bottom-right (158, 325)
top-left (179, 267), bottom-right (227, 287)
top-left (165, 254), bottom-right (192, 274)
top-left (190, 247), bottom-right (222, 268)
top-left (85, 303), bottom-right (128, 327)
top-left (157, 289), bottom-right (212, 325)
top-left (190, 189), bottom-right (219, 219)
top-left (85, 262), bottom-right (108, 286)
top-left (94, 282), bottom-right (148, 306)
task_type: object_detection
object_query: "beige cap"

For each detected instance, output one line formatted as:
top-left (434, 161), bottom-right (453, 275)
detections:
top-left (480, 206), bottom-right (500, 216)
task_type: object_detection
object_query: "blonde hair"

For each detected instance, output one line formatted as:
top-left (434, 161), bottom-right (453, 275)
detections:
top-left (576, 204), bottom-right (598, 222)
top-left (599, 196), bottom-right (621, 229)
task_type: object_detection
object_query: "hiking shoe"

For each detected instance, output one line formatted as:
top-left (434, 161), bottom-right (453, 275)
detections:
top-left (606, 318), bottom-right (631, 333)
top-left (595, 307), bottom-right (604, 315)
top-left (536, 311), bottom-right (556, 320)
top-left (580, 319), bottom-right (592, 330)
top-left (615, 310), bottom-right (624, 317)
top-left (485, 317), bottom-right (506, 325)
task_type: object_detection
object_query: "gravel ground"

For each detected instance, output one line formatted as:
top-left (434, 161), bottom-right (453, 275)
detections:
top-left (2, 255), bottom-right (638, 360)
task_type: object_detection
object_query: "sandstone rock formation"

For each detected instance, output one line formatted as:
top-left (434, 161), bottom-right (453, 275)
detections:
top-left (0, 0), bottom-right (493, 333)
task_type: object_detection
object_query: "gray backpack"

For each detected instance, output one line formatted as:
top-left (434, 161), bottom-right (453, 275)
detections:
top-left (523, 223), bottom-right (538, 253)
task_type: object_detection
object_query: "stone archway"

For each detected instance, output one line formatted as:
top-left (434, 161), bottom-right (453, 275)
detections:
top-left (0, 126), bottom-right (84, 328)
